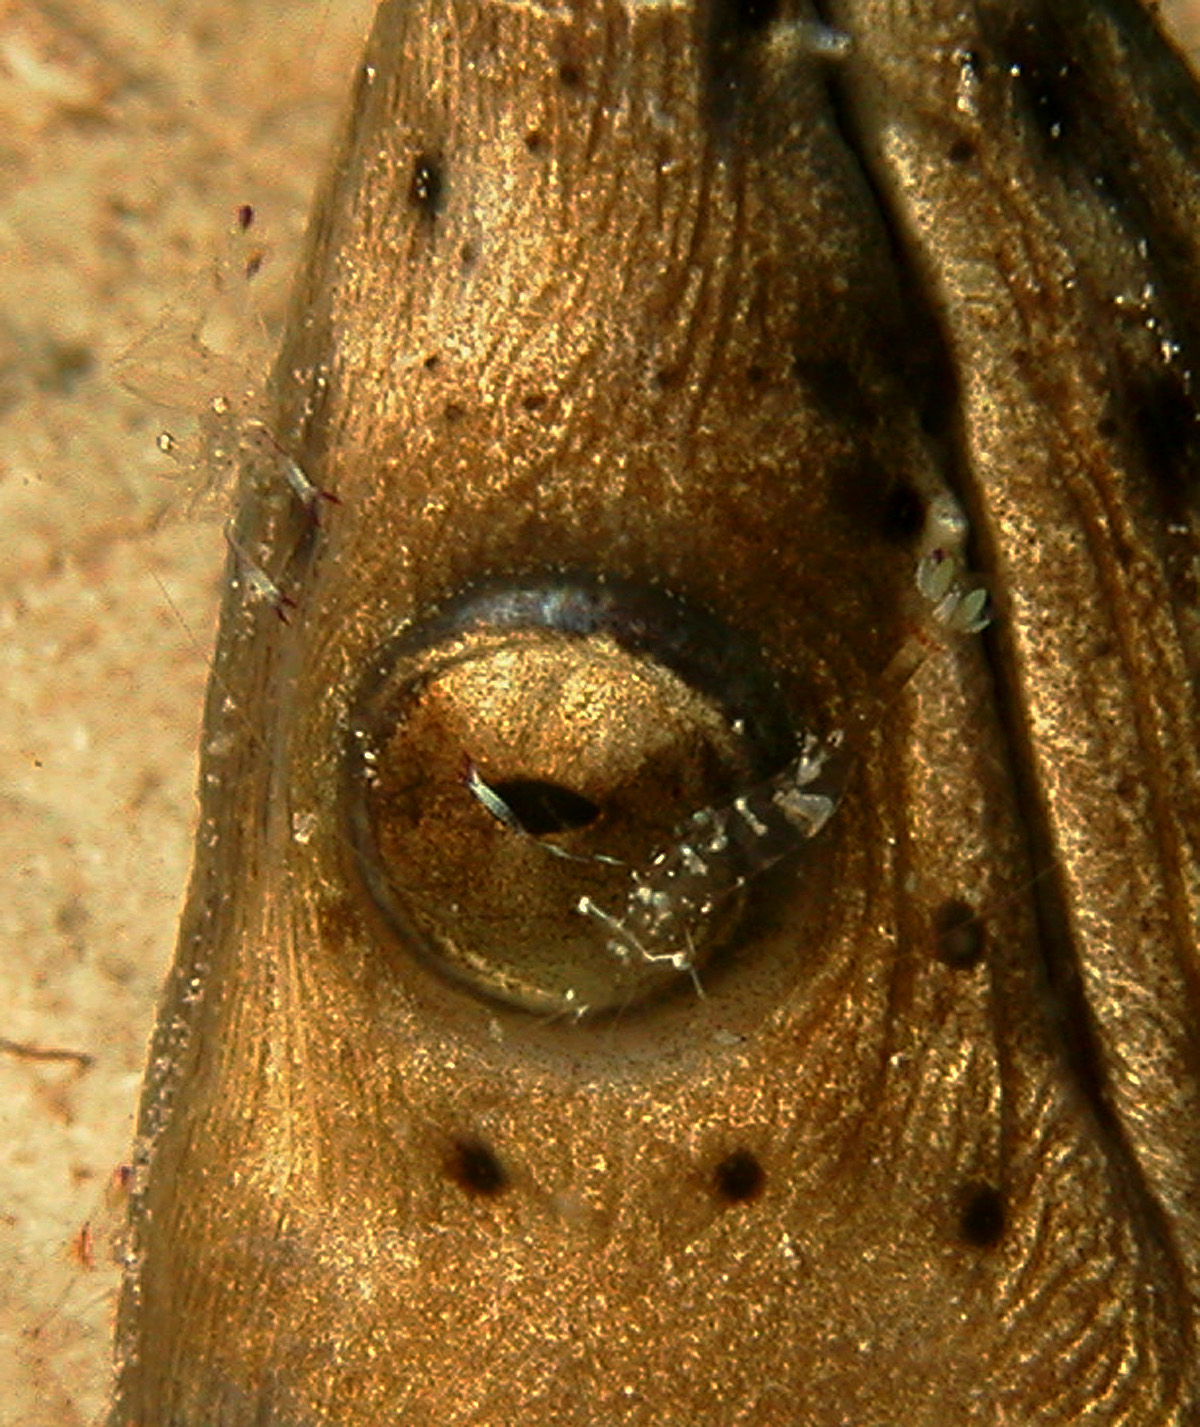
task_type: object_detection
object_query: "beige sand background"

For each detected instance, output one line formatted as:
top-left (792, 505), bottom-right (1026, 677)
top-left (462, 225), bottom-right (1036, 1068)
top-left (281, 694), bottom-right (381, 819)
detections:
top-left (0, 4), bottom-right (1197, 1424)
top-left (0, 4), bottom-right (371, 1422)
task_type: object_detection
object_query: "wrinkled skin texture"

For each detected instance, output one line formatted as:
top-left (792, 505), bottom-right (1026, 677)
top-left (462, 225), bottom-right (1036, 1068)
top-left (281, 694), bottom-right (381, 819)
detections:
top-left (111, 1), bottom-right (1200, 1423)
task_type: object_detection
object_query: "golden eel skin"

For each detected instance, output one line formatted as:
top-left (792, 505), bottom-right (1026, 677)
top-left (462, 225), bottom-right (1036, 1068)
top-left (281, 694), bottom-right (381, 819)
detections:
top-left (111, 1), bottom-right (1200, 1422)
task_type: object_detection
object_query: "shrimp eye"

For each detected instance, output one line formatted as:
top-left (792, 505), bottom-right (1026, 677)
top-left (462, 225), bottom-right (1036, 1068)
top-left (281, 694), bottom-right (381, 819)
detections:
top-left (344, 578), bottom-right (796, 1017)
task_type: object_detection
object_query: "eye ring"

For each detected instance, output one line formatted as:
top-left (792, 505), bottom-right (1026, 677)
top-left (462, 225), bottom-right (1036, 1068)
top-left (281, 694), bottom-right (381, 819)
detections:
top-left (343, 575), bottom-right (807, 1017)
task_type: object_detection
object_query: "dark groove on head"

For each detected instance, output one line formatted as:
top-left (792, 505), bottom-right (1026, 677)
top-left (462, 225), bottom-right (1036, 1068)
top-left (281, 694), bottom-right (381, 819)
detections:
top-left (714, 1149), bottom-right (765, 1204)
top-left (1000, 17), bottom-right (1076, 153)
top-left (448, 1138), bottom-right (507, 1197)
top-left (1112, 361), bottom-right (1200, 521)
top-left (703, 0), bottom-right (781, 128)
top-left (980, 3), bottom-right (1200, 526)
top-left (934, 899), bottom-right (987, 970)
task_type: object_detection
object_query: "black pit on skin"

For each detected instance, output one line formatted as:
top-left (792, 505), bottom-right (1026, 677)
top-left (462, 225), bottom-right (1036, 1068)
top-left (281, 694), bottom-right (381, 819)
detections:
top-left (409, 153), bottom-right (445, 217)
top-left (829, 450), bottom-right (928, 549)
top-left (714, 1150), bottom-right (766, 1203)
top-left (449, 1139), bottom-right (508, 1197)
top-left (958, 1183), bottom-right (1006, 1248)
top-left (878, 479), bottom-right (927, 544)
top-left (934, 900), bottom-right (987, 971)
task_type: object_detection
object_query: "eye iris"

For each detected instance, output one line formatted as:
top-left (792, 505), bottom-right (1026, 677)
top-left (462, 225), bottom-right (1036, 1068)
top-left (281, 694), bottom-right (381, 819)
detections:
top-left (349, 630), bottom-right (751, 1013)
top-left (344, 580), bottom-right (795, 1017)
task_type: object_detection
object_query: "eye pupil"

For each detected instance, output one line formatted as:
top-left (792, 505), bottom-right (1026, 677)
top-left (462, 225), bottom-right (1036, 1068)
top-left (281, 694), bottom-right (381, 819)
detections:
top-left (487, 779), bottom-right (601, 835)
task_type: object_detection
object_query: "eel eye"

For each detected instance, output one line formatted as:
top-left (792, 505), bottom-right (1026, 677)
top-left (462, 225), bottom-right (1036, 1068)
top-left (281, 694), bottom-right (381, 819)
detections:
top-left (344, 579), bottom-right (797, 1017)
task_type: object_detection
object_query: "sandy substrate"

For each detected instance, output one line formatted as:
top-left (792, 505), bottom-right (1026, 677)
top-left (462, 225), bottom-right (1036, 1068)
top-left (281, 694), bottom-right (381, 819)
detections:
top-left (0, 4), bottom-right (371, 1422)
top-left (1, 4), bottom-right (1197, 1425)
